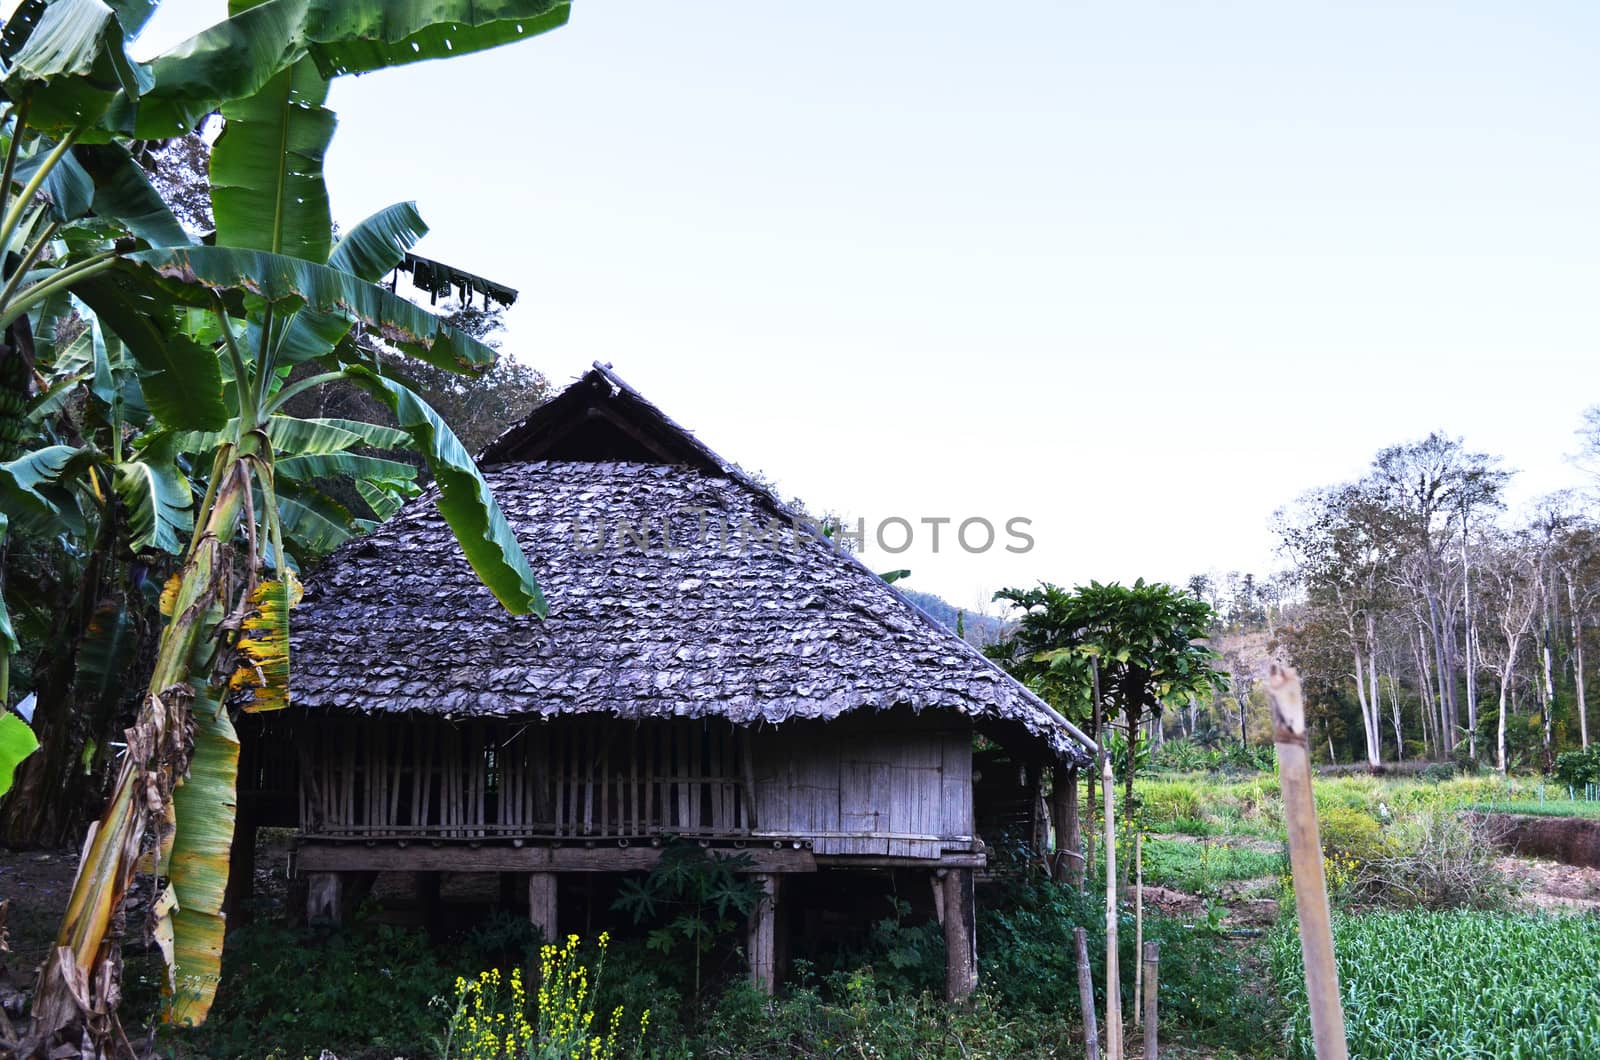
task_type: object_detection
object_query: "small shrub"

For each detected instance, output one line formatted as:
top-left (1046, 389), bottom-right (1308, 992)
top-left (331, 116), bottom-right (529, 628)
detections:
top-left (1316, 806), bottom-right (1385, 862)
top-left (1556, 746), bottom-right (1600, 789)
top-left (1346, 811), bottom-right (1513, 911)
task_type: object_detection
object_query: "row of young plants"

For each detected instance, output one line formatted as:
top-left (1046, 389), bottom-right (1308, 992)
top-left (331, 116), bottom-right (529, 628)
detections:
top-left (1270, 910), bottom-right (1600, 1060)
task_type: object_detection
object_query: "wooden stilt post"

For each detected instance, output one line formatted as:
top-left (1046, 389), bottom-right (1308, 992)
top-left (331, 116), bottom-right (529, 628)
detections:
top-left (306, 872), bottom-right (345, 925)
top-left (527, 872), bottom-right (558, 947)
top-left (1075, 925), bottom-right (1101, 1060)
top-left (418, 872), bottom-right (442, 939)
top-left (748, 873), bottom-right (781, 994)
top-left (224, 803), bottom-right (257, 923)
top-left (942, 867), bottom-right (977, 1002)
top-left (1142, 941), bottom-right (1160, 1060)
top-left (1267, 664), bottom-right (1349, 1060)
top-left (1053, 764), bottom-right (1084, 885)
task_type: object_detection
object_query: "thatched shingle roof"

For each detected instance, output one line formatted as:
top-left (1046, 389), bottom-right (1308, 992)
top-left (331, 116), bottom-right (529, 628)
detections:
top-left (289, 364), bottom-right (1093, 765)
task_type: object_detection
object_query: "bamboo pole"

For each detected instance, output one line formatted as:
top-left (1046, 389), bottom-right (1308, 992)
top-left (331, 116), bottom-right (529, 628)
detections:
top-left (1142, 941), bottom-right (1160, 1060)
top-left (1133, 832), bottom-right (1144, 1025)
top-left (1074, 926), bottom-right (1101, 1060)
top-left (1097, 660), bottom-right (1123, 1060)
top-left (1266, 663), bottom-right (1349, 1060)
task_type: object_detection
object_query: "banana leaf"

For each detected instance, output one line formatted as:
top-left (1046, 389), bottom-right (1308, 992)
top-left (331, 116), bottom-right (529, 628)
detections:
top-left (347, 368), bottom-right (543, 615)
top-left (0, 711), bottom-right (39, 798)
top-left (113, 433), bottom-right (192, 553)
top-left (275, 450), bottom-right (416, 485)
top-left (1, 0), bottom-right (150, 131)
top-left (74, 142), bottom-right (193, 248)
top-left (328, 201), bottom-right (428, 282)
top-left (229, 578), bottom-right (289, 712)
top-left (162, 690), bottom-right (237, 1026)
top-left (303, 0), bottom-right (570, 78)
top-left (210, 58), bottom-right (334, 263)
top-left (125, 246), bottom-right (498, 372)
top-left (72, 273), bottom-right (227, 430)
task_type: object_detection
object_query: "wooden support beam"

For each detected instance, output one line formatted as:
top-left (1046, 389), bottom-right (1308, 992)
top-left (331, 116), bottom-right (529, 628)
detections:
top-left (224, 805), bottom-right (257, 922)
top-left (941, 867), bottom-right (977, 1003)
top-left (1053, 765), bottom-right (1083, 885)
top-left (295, 843), bottom-right (818, 874)
top-left (527, 872), bottom-right (558, 947)
top-left (747, 873), bottom-right (780, 995)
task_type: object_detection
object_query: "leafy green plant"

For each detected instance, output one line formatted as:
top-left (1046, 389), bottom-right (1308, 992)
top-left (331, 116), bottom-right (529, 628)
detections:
top-left (612, 842), bottom-right (762, 1002)
top-left (1271, 910), bottom-right (1600, 1059)
top-left (1556, 745), bottom-right (1600, 789)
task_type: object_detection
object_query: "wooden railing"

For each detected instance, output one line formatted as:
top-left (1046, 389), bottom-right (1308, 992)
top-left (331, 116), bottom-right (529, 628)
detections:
top-left (299, 716), bottom-right (755, 840)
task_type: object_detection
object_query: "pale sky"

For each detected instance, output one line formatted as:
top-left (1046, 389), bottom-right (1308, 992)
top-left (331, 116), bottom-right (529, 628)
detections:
top-left (140, 2), bottom-right (1596, 614)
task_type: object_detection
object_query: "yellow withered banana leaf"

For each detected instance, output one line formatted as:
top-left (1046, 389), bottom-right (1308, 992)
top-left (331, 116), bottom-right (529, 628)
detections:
top-left (161, 695), bottom-right (238, 1026)
top-left (229, 579), bottom-right (290, 713)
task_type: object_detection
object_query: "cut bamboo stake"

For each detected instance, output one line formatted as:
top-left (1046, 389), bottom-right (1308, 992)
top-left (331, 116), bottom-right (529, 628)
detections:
top-left (1142, 941), bottom-right (1160, 1060)
top-left (1134, 832), bottom-right (1144, 1026)
top-left (1097, 660), bottom-right (1124, 1060)
top-left (1267, 663), bottom-right (1349, 1060)
top-left (1074, 926), bottom-right (1101, 1060)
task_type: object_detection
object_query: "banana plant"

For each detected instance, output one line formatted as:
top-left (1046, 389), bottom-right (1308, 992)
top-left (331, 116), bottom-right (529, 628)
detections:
top-left (0, 0), bottom-right (570, 1049)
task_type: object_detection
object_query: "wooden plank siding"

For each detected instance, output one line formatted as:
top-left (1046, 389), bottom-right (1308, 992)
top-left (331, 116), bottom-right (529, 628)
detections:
top-left (292, 712), bottom-right (975, 860)
top-left (750, 714), bottom-right (974, 858)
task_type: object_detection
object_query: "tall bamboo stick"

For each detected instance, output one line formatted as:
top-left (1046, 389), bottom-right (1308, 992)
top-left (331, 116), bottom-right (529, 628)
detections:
top-left (1074, 926), bottom-right (1100, 1060)
top-left (1133, 832), bottom-right (1144, 1025)
top-left (1266, 663), bottom-right (1349, 1060)
top-left (1097, 660), bottom-right (1124, 1060)
top-left (1142, 941), bottom-right (1160, 1060)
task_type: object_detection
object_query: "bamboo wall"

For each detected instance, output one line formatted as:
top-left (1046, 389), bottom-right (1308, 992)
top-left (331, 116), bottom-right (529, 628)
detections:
top-left (293, 712), bottom-right (977, 859)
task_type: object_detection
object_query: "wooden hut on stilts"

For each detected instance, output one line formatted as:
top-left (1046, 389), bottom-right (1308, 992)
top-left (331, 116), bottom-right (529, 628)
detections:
top-left (239, 363), bottom-right (1095, 1000)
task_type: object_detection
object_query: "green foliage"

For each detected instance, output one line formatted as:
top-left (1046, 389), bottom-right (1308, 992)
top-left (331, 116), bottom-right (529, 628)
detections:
top-left (1270, 910), bottom-right (1600, 1059)
top-left (611, 842), bottom-right (762, 1002)
top-left (1556, 745), bottom-right (1600, 789)
top-left (0, 710), bottom-right (38, 796)
top-left (1142, 838), bottom-right (1284, 895)
top-left (989, 579), bottom-right (1225, 727)
top-left (171, 918), bottom-right (463, 1058)
top-left (1151, 737), bottom-right (1275, 774)
top-left (1315, 805), bottom-right (1386, 862)
top-left (1139, 778), bottom-right (1201, 824)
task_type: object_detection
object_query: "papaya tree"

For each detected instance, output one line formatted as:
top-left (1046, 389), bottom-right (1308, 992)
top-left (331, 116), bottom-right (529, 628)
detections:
top-left (0, 0), bottom-right (570, 1049)
top-left (991, 579), bottom-right (1224, 813)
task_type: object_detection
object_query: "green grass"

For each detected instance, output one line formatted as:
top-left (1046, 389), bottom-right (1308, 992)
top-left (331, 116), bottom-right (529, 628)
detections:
top-left (1142, 837), bottom-right (1284, 893)
top-left (1468, 798), bottom-right (1600, 819)
top-left (1271, 910), bottom-right (1600, 1059)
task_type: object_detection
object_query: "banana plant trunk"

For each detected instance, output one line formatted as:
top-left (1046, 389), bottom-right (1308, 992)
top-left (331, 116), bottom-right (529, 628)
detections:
top-left (28, 451), bottom-right (247, 1050)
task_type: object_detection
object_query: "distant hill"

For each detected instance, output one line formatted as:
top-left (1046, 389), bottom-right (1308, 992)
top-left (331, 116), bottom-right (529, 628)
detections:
top-left (897, 589), bottom-right (1010, 646)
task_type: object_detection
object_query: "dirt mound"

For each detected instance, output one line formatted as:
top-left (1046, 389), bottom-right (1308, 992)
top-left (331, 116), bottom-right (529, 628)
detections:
top-left (1477, 813), bottom-right (1600, 869)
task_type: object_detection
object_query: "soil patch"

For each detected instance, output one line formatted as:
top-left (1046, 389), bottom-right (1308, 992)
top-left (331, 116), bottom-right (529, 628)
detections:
top-left (1476, 812), bottom-right (1600, 869)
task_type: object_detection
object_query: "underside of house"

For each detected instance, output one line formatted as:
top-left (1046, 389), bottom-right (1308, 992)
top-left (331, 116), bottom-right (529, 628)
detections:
top-left (251, 363), bottom-right (1093, 999)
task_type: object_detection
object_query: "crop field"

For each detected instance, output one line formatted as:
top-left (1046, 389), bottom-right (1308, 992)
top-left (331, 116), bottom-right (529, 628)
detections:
top-left (1270, 910), bottom-right (1600, 1059)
